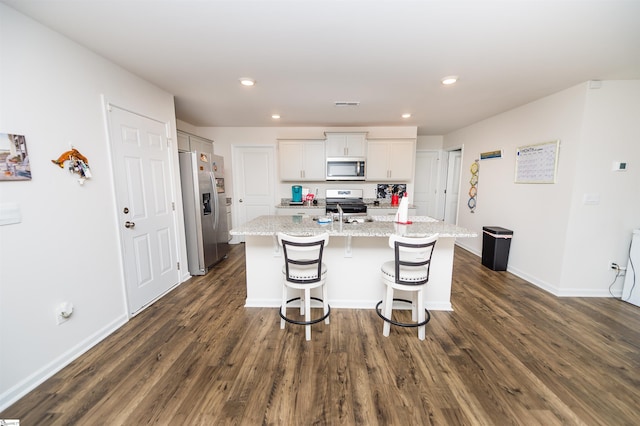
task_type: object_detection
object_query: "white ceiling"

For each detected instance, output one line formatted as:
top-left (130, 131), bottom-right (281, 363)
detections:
top-left (4, 0), bottom-right (640, 135)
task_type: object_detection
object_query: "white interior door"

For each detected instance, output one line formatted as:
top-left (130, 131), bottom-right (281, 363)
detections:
top-left (443, 149), bottom-right (462, 224)
top-left (414, 150), bottom-right (440, 218)
top-left (107, 104), bottom-right (179, 315)
top-left (232, 146), bottom-right (276, 243)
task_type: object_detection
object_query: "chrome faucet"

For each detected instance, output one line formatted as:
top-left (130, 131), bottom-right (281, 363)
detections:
top-left (337, 203), bottom-right (344, 223)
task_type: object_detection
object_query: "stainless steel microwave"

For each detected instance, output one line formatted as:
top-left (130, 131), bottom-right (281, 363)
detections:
top-left (326, 157), bottom-right (366, 180)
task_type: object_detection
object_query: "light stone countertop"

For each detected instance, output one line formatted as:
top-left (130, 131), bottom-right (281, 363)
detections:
top-left (276, 203), bottom-right (325, 209)
top-left (230, 215), bottom-right (477, 238)
top-left (275, 200), bottom-right (416, 209)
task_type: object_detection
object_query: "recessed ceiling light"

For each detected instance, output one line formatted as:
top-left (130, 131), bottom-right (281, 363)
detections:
top-left (239, 78), bottom-right (255, 86)
top-left (402, 113), bottom-right (411, 119)
top-left (271, 114), bottom-right (280, 119)
top-left (441, 76), bottom-right (458, 85)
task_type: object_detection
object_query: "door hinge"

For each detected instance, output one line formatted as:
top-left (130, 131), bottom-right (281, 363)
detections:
top-left (172, 201), bottom-right (175, 211)
top-left (177, 262), bottom-right (180, 270)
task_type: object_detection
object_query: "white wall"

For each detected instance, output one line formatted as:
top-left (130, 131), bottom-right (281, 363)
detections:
top-left (417, 135), bottom-right (443, 150)
top-left (445, 81), bottom-right (640, 296)
top-left (0, 5), bottom-right (184, 410)
top-left (559, 81), bottom-right (640, 295)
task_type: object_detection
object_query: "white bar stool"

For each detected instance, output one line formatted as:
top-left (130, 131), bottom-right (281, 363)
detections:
top-left (277, 232), bottom-right (330, 341)
top-left (376, 234), bottom-right (438, 340)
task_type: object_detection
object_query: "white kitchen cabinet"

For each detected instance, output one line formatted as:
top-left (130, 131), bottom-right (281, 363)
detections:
top-left (369, 208), bottom-right (417, 216)
top-left (278, 140), bottom-right (326, 181)
top-left (276, 207), bottom-right (324, 216)
top-left (177, 130), bottom-right (214, 154)
top-left (366, 139), bottom-right (415, 181)
top-left (325, 133), bottom-right (367, 158)
top-left (177, 131), bottom-right (191, 152)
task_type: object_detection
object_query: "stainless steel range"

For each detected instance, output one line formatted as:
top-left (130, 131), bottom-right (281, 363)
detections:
top-left (325, 189), bottom-right (367, 216)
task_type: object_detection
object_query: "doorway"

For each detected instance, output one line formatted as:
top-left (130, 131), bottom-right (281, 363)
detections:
top-left (232, 145), bottom-right (276, 243)
top-left (443, 149), bottom-right (462, 224)
top-left (106, 103), bottom-right (180, 315)
top-left (413, 150), bottom-right (441, 218)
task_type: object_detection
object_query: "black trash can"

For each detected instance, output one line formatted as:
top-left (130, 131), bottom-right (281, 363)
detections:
top-left (482, 226), bottom-right (513, 271)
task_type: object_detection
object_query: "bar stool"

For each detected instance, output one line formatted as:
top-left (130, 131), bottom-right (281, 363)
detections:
top-left (277, 232), bottom-right (330, 341)
top-left (376, 234), bottom-right (438, 340)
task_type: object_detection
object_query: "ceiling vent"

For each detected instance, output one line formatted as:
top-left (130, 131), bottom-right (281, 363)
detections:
top-left (334, 101), bottom-right (360, 107)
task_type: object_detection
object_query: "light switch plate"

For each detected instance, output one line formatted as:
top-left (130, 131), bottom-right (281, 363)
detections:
top-left (0, 203), bottom-right (21, 225)
top-left (612, 161), bottom-right (627, 171)
top-left (583, 193), bottom-right (600, 205)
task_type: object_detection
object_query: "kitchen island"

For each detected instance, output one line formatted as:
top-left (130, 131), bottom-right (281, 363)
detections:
top-left (230, 215), bottom-right (477, 310)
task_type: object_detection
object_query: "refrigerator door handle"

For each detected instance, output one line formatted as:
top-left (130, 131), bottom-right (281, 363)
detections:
top-left (210, 173), bottom-right (219, 229)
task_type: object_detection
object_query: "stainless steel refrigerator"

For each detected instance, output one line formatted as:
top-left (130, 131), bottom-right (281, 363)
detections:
top-left (179, 151), bottom-right (229, 275)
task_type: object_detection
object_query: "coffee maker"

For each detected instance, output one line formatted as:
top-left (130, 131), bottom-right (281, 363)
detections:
top-left (291, 185), bottom-right (302, 203)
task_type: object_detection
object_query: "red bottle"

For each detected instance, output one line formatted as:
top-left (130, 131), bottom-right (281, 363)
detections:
top-left (391, 194), bottom-right (399, 206)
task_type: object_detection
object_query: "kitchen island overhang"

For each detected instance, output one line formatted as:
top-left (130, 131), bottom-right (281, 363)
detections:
top-left (230, 215), bottom-right (477, 311)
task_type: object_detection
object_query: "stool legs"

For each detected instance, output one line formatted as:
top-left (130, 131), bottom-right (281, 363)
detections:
top-left (280, 284), bottom-right (330, 341)
top-left (382, 285), bottom-right (394, 337)
top-left (417, 288), bottom-right (425, 341)
top-left (280, 285), bottom-right (288, 330)
top-left (379, 286), bottom-right (428, 340)
top-left (304, 288), bottom-right (311, 340)
top-left (322, 282), bottom-right (330, 325)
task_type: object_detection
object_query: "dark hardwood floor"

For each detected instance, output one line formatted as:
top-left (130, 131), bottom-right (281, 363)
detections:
top-left (3, 243), bottom-right (639, 425)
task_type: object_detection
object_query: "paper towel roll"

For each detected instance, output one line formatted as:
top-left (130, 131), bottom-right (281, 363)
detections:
top-left (394, 193), bottom-right (409, 224)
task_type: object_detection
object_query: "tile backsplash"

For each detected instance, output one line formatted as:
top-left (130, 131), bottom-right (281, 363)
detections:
top-left (376, 184), bottom-right (407, 200)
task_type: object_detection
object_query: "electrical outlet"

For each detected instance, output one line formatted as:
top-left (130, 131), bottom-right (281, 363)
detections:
top-left (55, 312), bottom-right (69, 325)
top-left (55, 302), bottom-right (74, 325)
top-left (610, 262), bottom-right (619, 270)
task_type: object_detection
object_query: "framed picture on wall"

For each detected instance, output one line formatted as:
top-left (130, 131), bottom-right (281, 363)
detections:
top-left (1, 133), bottom-right (31, 181)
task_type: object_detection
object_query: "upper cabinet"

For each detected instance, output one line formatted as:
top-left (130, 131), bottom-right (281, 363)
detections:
top-left (276, 133), bottom-right (416, 182)
top-left (278, 139), bottom-right (326, 181)
top-left (177, 130), bottom-right (213, 155)
top-left (177, 131), bottom-right (191, 152)
top-left (325, 132), bottom-right (367, 158)
top-left (366, 139), bottom-right (416, 181)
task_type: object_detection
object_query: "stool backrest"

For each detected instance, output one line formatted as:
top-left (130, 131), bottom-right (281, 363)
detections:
top-left (278, 232), bottom-right (329, 284)
top-left (389, 234), bottom-right (438, 285)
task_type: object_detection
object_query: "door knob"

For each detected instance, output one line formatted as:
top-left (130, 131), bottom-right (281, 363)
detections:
top-left (124, 221), bottom-right (136, 228)
top-left (239, 199), bottom-right (243, 203)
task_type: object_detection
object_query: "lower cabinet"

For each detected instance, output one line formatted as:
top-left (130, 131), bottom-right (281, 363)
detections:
top-left (369, 208), bottom-right (417, 216)
top-left (275, 207), bottom-right (324, 216)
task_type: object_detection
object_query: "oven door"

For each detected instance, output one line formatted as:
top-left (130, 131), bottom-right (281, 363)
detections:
top-left (326, 202), bottom-right (367, 216)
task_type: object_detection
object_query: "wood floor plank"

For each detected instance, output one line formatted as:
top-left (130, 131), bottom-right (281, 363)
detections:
top-left (3, 243), bottom-right (640, 425)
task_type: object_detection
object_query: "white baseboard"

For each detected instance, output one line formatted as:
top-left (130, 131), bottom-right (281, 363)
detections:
top-left (455, 241), bottom-right (618, 298)
top-left (0, 314), bottom-right (128, 412)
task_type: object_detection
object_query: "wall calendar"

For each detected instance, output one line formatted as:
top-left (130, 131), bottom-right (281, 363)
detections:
top-left (515, 140), bottom-right (560, 184)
